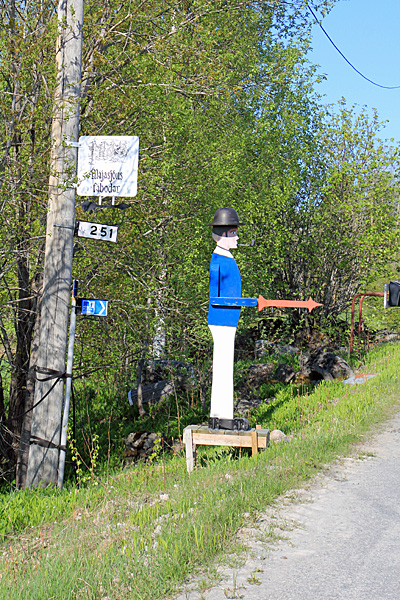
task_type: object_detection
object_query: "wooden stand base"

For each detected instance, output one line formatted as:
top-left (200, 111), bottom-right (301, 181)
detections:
top-left (183, 424), bottom-right (270, 473)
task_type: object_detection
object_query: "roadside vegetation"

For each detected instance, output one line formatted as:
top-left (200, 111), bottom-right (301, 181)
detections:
top-left (0, 340), bottom-right (399, 599)
top-left (1, 0), bottom-right (399, 487)
top-left (1, 0), bottom-right (400, 595)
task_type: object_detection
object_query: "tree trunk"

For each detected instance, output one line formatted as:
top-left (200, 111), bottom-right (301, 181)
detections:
top-left (16, 274), bottom-right (43, 489)
top-left (7, 257), bottom-right (35, 446)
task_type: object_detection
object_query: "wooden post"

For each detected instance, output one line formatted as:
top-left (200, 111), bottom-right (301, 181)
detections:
top-left (251, 430), bottom-right (258, 456)
top-left (26, 0), bottom-right (84, 488)
top-left (183, 426), bottom-right (195, 473)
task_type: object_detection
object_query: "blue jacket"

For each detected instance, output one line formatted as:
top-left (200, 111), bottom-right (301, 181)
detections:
top-left (208, 247), bottom-right (242, 327)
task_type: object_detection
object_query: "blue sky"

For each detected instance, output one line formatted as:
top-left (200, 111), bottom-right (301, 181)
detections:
top-left (309, 0), bottom-right (400, 144)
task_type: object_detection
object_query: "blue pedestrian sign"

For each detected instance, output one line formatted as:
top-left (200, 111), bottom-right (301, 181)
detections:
top-left (80, 299), bottom-right (108, 317)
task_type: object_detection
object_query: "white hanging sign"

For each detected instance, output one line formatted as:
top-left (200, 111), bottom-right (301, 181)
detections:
top-left (77, 135), bottom-right (139, 197)
top-left (75, 220), bottom-right (118, 242)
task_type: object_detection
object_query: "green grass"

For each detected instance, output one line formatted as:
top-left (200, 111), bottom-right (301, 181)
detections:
top-left (0, 341), bottom-right (400, 599)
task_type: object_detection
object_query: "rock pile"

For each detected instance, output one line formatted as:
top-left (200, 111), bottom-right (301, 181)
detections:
top-left (123, 431), bottom-right (184, 465)
top-left (373, 329), bottom-right (400, 343)
top-left (123, 431), bottom-right (164, 464)
top-left (248, 363), bottom-right (276, 385)
top-left (270, 429), bottom-right (289, 443)
top-left (253, 339), bottom-right (353, 384)
top-left (234, 344), bottom-right (354, 415)
top-left (255, 340), bottom-right (300, 359)
top-left (128, 359), bottom-right (195, 409)
top-left (299, 350), bottom-right (353, 382)
top-left (234, 397), bottom-right (263, 416)
top-left (273, 363), bottom-right (296, 384)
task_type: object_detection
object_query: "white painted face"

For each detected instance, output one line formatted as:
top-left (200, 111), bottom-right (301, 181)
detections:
top-left (217, 228), bottom-right (239, 250)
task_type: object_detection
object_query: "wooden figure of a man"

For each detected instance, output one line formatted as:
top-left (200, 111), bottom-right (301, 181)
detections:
top-left (208, 207), bottom-right (248, 431)
top-left (207, 209), bottom-right (322, 430)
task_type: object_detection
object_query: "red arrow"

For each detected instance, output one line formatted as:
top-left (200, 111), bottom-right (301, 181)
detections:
top-left (257, 295), bottom-right (323, 313)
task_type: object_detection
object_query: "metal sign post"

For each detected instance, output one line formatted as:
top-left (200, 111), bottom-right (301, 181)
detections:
top-left (58, 280), bottom-right (79, 489)
top-left (57, 286), bottom-right (109, 489)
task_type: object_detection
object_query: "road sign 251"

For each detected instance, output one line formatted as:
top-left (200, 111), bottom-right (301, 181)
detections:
top-left (75, 220), bottom-right (118, 242)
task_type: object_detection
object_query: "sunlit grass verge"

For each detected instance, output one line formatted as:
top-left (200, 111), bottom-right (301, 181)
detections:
top-left (0, 342), bottom-right (400, 600)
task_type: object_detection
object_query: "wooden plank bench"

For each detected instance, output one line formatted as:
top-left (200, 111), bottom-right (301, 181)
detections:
top-left (183, 424), bottom-right (270, 473)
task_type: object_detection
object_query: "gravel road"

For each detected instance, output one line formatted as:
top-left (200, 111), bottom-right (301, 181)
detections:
top-left (174, 410), bottom-right (400, 600)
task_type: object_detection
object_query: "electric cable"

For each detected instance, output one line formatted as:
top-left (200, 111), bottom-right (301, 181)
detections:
top-left (6, 360), bottom-right (130, 423)
top-left (7, 374), bottom-right (65, 422)
top-left (307, 3), bottom-right (400, 90)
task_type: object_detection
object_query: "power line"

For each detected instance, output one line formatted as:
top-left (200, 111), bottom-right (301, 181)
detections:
top-left (307, 3), bottom-right (400, 90)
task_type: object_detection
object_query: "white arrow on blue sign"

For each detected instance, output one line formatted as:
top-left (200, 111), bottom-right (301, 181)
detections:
top-left (80, 299), bottom-right (108, 316)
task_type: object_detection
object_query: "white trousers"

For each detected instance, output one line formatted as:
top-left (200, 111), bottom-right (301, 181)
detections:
top-left (209, 325), bottom-right (237, 419)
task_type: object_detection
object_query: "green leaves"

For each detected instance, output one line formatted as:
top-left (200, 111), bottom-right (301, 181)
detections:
top-left (1, 0), bottom-right (399, 487)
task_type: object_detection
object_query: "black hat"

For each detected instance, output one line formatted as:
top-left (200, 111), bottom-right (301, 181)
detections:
top-left (208, 207), bottom-right (244, 227)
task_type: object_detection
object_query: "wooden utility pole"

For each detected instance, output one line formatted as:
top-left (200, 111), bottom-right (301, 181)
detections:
top-left (26, 0), bottom-right (84, 487)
